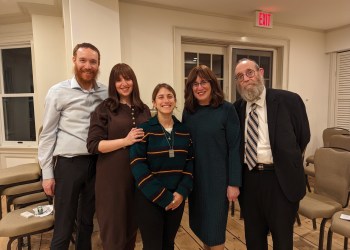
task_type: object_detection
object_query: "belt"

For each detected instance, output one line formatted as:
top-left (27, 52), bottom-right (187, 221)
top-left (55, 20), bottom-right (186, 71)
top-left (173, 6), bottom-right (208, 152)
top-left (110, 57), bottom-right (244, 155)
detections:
top-left (252, 163), bottom-right (274, 171)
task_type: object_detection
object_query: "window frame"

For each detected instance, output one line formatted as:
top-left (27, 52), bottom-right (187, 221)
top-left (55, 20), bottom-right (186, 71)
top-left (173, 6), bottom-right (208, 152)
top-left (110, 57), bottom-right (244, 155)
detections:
top-left (0, 43), bottom-right (37, 147)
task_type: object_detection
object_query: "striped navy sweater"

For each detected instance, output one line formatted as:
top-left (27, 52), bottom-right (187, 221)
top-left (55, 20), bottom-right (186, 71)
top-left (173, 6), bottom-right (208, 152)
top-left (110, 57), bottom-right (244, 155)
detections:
top-left (130, 115), bottom-right (194, 208)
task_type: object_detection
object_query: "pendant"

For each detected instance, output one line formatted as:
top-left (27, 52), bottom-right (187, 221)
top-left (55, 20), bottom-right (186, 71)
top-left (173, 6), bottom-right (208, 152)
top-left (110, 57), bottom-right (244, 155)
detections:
top-left (169, 149), bottom-right (175, 158)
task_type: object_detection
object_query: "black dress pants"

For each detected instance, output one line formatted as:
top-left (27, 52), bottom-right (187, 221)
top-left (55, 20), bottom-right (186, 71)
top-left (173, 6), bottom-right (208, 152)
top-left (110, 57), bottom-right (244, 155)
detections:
top-left (51, 155), bottom-right (97, 250)
top-left (135, 189), bottom-right (185, 250)
top-left (241, 166), bottom-right (299, 250)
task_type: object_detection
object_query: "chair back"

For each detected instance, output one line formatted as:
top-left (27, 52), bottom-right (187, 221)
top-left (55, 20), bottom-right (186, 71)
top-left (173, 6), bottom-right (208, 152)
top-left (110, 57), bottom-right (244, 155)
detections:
top-left (314, 147), bottom-right (350, 207)
top-left (323, 127), bottom-right (350, 147)
top-left (329, 134), bottom-right (350, 151)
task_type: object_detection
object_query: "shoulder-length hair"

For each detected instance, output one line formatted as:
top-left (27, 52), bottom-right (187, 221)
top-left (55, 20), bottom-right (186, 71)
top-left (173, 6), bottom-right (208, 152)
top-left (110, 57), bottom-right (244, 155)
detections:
top-left (152, 83), bottom-right (177, 102)
top-left (104, 63), bottom-right (146, 113)
top-left (184, 65), bottom-right (224, 113)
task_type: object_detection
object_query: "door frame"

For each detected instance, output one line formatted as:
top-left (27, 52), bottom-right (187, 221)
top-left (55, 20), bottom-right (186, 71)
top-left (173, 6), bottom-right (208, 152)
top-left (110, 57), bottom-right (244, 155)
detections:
top-left (173, 27), bottom-right (289, 116)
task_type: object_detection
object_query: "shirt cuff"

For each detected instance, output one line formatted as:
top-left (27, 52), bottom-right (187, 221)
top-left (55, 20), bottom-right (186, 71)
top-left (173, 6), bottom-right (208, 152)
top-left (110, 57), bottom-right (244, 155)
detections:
top-left (42, 168), bottom-right (54, 179)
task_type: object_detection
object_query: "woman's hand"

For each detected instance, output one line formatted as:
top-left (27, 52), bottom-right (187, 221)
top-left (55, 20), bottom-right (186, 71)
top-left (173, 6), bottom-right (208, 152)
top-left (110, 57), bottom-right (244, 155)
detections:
top-left (124, 128), bottom-right (144, 146)
top-left (165, 192), bottom-right (184, 211)
top-left (227, 186), bottom-right (240, 202)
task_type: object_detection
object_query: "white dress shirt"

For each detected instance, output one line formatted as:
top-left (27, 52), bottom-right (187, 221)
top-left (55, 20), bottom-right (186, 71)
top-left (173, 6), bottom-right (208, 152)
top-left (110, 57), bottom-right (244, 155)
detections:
top-left (244, 87), bottom-right (274, 165)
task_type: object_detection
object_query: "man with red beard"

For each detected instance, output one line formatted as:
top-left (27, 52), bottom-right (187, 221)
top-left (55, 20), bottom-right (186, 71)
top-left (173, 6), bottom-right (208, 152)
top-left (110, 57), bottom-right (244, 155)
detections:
top-left (234, 58), bottom-right (310, 250)
top-left (38, 43), bottom-right (107, 250)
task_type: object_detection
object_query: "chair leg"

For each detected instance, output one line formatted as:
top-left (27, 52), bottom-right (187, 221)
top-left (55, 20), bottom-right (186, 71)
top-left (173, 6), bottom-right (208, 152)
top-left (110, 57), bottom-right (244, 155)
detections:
top-left (27, 235), bottom-right (32, 250)
top-left (326, 228), bottom-right (333, 250)
top-left (345, 237), bottom-right (348, 250)
top-left (18, 237), bottom-right (23, 249)
top-left (313, 219), bottom-right (317, 229)
top-left (7, 237), bottom-right (16, 250)
top-left (305, 174), bottom-right (311, 192)
top-left (296, 213), bottom-right (301, 226)
top-left (231, 201), bottom-right (235, 217)
top-left (318, 218), bottom-right (328, 250)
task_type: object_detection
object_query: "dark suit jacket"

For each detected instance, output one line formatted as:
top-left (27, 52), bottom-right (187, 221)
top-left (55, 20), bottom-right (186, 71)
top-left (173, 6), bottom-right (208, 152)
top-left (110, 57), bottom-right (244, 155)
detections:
top-left (234, 88), bottom-right (310, 202)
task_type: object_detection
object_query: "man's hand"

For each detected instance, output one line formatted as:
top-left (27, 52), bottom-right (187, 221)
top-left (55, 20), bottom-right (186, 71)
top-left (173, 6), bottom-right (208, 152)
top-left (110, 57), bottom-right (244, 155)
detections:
top-left (42, 178), bottom-right (55, 196)
top-left (227, 186), bottom-right (240, 202)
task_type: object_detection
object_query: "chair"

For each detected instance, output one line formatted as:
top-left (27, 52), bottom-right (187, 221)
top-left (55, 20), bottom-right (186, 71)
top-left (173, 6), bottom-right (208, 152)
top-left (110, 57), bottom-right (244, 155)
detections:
top-left (0, 163), bottom-right (41, 219)
top-left (0, 202), bottom-right (54, 250)
top-left (304, 127), bottom-right (350, 192)
top-left (329, 134), bottom-right (350, 151)
top-left (298, 147), bottom-right (350, 250)
top-left (2, 181), bottom-right (44, 212)
top-left (326, 209), bottom-right (350, 250)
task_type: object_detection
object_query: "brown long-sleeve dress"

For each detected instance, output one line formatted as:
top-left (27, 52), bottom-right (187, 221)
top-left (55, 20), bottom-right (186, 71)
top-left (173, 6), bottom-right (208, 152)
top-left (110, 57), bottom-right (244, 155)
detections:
top-left (87, 100), bottom-right (151, 250)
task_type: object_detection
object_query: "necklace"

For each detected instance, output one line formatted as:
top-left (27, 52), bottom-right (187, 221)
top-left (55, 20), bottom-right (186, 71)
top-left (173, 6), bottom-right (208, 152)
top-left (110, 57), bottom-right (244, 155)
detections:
top-left (160, 125), bottom-right (175, 158)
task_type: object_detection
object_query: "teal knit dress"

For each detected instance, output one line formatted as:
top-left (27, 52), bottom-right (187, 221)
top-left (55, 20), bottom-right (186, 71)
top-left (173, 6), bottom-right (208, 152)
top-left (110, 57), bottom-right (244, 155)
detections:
top-left (182, 101), bottom-right (242, 246)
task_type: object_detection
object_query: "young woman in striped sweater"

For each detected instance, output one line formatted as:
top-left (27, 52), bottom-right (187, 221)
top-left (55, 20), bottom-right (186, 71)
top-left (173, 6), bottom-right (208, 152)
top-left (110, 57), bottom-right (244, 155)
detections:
top-left (130, 83), bottom-right (194, 250)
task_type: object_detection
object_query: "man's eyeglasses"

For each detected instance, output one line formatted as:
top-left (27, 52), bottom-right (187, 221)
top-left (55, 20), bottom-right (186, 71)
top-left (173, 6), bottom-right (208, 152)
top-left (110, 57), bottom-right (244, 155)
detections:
top-left (192, 80), bottom-right (209, 88)
top-left (234, 69), bottom-right (256, 82)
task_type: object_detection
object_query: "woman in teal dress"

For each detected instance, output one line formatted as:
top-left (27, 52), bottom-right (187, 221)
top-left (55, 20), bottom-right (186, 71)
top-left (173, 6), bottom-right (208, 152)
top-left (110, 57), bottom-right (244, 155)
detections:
top-left (182, 65), bottom-right (242, 250)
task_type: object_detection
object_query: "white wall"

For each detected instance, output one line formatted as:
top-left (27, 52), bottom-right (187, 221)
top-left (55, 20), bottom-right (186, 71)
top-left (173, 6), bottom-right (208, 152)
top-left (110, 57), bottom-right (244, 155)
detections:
top-left (119, 3), bottom-right (329, 157)
top-left (63, 0), bottom-right (122, 85)
top-left (326, 26), bottom-right (350, 53)
top-left (32, 15), bottom-right (66, 129)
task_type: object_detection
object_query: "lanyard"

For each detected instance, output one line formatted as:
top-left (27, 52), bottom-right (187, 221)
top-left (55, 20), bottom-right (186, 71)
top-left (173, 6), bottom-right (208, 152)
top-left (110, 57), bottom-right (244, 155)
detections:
top-left (160, 125), bottom-right (175, 158)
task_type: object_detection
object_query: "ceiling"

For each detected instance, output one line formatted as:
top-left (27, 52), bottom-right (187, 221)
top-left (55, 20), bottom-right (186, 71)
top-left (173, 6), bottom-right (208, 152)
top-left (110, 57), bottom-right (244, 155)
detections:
top-left (1, 0), bottom-right (350, 31)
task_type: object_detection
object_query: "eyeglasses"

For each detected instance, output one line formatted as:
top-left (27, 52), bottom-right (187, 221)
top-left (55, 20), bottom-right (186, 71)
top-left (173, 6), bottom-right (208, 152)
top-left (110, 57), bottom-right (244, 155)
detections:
top-left (234, 69), bottom-right (256, 82)
top-left (192, 80), bottom-right (209, 88)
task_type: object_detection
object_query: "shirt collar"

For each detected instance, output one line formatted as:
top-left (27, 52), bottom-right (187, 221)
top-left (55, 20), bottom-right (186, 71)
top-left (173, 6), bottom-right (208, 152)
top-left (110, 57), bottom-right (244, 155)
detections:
top-left (70, 77), bottom-right (99, 92)
top-left (149, 115), bottom-right (180, 126)
top-left (247, 86), bottom-right (266, 109)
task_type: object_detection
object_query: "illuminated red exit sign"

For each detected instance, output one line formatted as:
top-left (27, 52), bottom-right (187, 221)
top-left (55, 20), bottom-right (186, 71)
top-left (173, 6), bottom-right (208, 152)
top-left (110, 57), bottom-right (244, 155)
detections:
top-left (256, 11), bottom-right (273, 28)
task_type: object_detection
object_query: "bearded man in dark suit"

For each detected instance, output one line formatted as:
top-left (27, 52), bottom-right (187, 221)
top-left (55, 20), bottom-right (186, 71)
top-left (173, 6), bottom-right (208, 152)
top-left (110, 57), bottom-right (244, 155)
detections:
top-left (233, 58), bottom-right (310, 250)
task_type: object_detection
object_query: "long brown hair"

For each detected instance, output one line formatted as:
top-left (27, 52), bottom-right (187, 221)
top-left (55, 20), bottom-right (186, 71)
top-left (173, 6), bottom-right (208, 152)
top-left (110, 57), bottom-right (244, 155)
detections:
top-left (184, 65), bottom-right (224, 113)
top-left (104, 63), bottom-right (146, 113)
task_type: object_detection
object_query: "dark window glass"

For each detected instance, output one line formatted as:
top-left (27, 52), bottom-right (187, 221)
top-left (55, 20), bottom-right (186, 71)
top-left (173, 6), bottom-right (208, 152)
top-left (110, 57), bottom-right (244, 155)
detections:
top-left (260, 56), bottom-right (271, 79)
top-left (185, 52), bottom-right (197, 76)
top-left (212, 54), bottom-right (224, 78)
top-left (2, 48), bottom-right (34, 94)
top-left (198, 53), bottom-right (210, 67)
top-left (2, 97), bottom-right (36, 141)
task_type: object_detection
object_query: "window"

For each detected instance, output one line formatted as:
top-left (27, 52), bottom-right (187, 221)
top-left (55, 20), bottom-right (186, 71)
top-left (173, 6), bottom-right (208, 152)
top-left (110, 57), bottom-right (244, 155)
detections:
top-left (232, 48), bottom-right (274, 101)
top-left (0, 46), bottom-right (36, 144)
top-left (335, 50), bottom-right (350, 130)
top-left (183, 44), bottom-right (226, 95)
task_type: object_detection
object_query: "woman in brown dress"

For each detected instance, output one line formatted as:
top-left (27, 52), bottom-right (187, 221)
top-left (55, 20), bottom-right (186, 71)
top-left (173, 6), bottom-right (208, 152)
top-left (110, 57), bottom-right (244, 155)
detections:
top-left (87, 63), bottom-right (151, 250)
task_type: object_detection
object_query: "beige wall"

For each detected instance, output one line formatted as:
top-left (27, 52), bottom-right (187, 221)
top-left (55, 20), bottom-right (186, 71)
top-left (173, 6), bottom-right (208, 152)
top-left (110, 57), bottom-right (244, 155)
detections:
top-left (62, 0), bottom-right (122, 84)
top-left (0, 1), bottom-right (347, 163)
top-left (326, 26), bottom-right (350, 53)
top-left (32, 15), bottom-right (66, 130)
top-left (119, 2), bottom-right (329, 156)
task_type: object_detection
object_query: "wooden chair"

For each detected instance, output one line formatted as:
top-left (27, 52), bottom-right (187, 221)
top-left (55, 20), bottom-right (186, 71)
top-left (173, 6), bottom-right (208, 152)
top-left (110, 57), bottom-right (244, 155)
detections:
top-left (298, 148), bottom-right (350, 250)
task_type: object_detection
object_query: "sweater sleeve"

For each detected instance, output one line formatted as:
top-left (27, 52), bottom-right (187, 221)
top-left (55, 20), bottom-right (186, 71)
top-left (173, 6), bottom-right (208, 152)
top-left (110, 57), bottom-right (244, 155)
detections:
top-left (130, 127), bottom-right (174, 208)
top-left (175, 136), bottom-right (194, 200)
top-left (86, 103), bottom-right (108, 154)
top-left (225, 103), bottom-right (242, 187)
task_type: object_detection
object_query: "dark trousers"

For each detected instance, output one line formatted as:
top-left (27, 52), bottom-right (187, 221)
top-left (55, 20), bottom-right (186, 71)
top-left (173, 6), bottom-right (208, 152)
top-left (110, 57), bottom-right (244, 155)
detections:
top-left (241, 166), bottom-right (299, 250)
top-left (51, 155), bottom-right (97, 250)
top-left (135, 189), bottom-right (185, 250)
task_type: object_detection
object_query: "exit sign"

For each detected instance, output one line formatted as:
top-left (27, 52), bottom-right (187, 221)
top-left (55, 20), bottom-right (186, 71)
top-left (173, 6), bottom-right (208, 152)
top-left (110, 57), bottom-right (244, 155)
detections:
top-left (256, 11), bottom-right (273, 28)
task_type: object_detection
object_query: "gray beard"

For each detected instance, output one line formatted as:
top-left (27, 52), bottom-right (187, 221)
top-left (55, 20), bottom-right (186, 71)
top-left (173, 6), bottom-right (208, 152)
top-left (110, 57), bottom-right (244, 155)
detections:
top-left (238, 78), bottom-right (265, 102)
